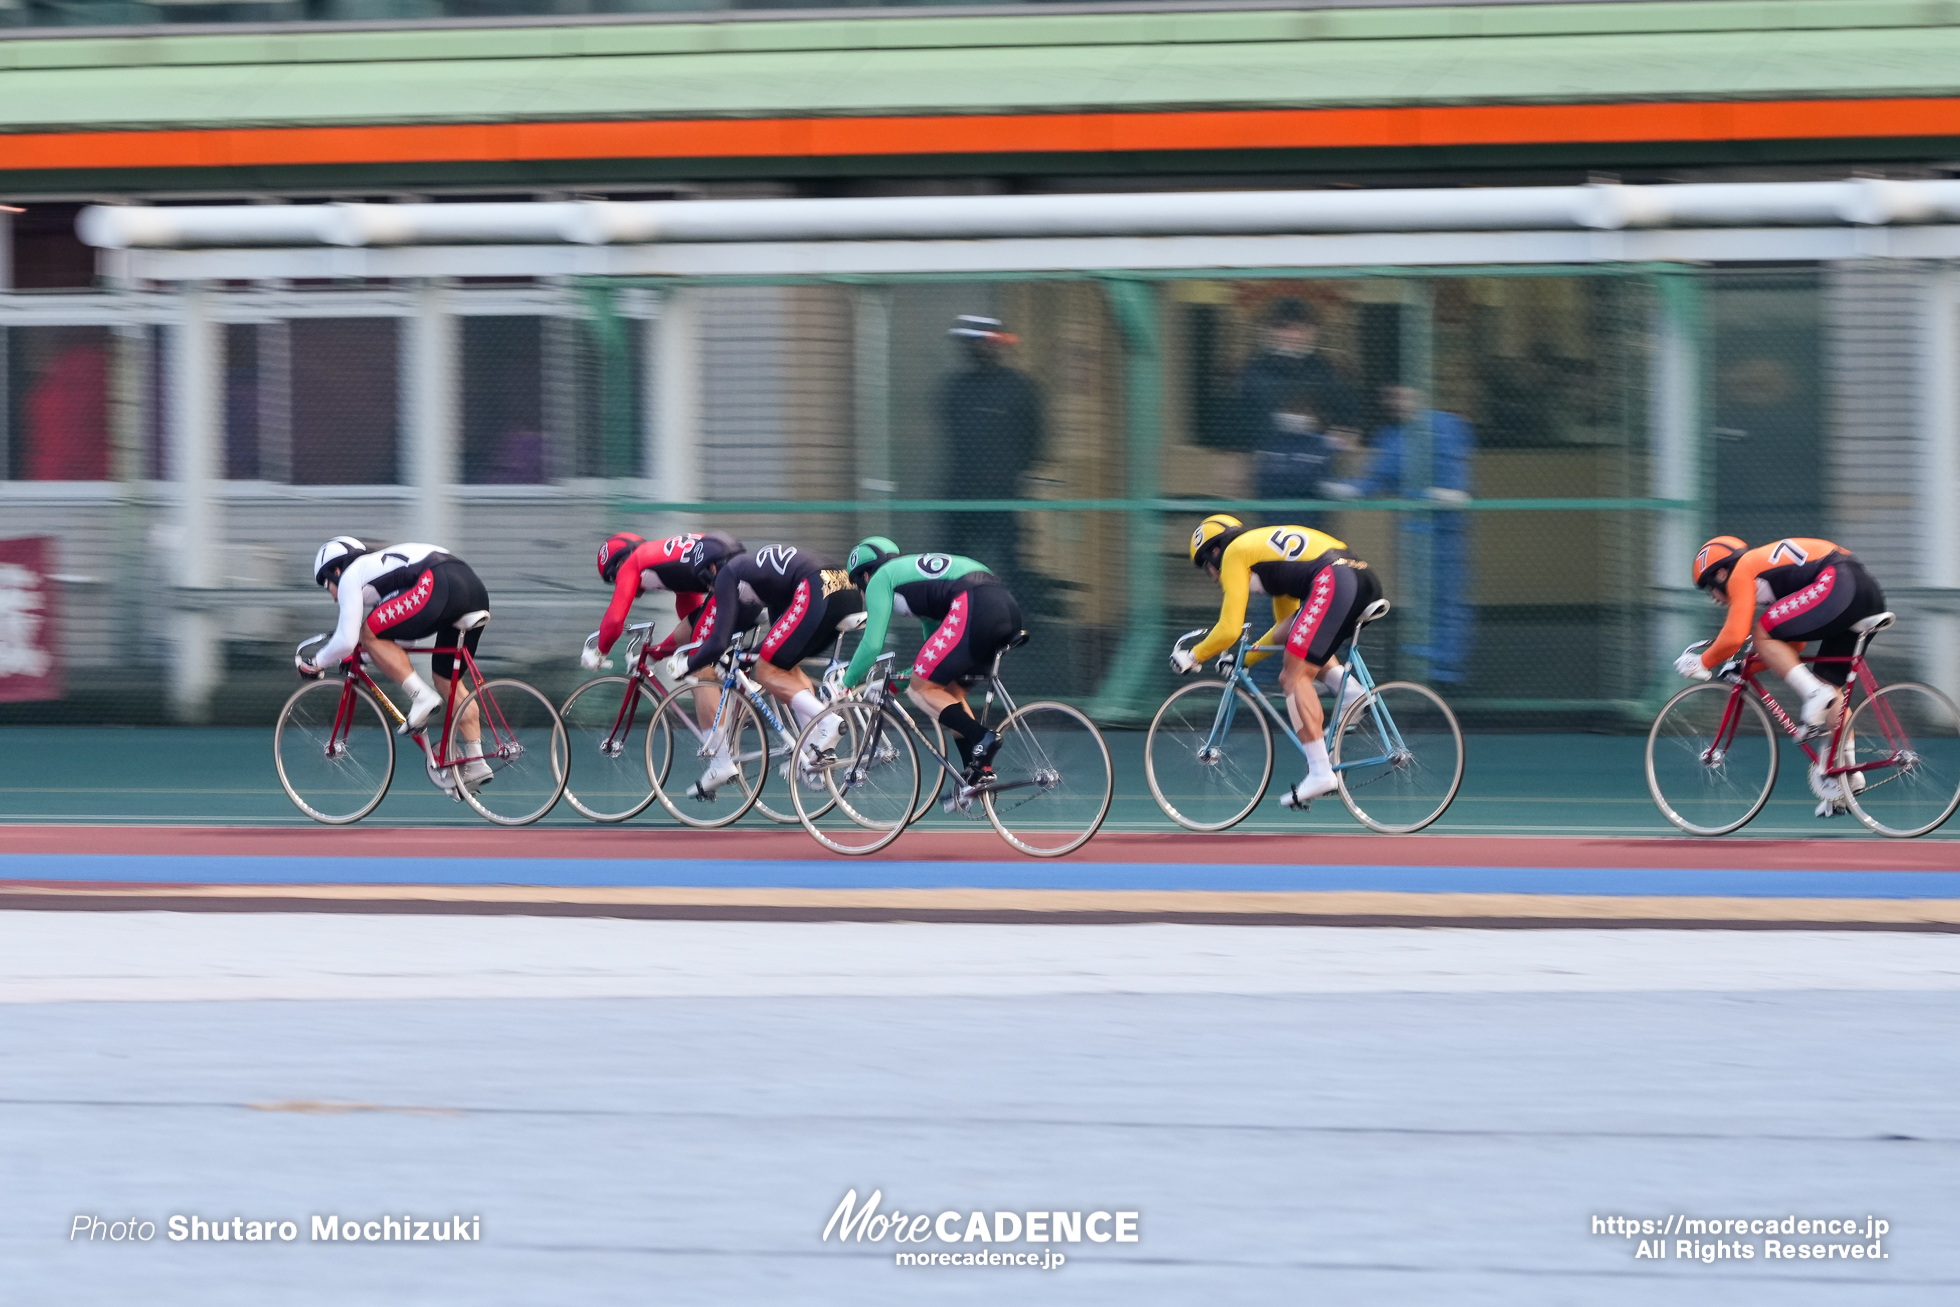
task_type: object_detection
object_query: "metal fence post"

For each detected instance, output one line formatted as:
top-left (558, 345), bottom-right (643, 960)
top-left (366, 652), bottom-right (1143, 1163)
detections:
top-left (1917, 261), bottom-right (1960, 700)
top-left (651, 287), bottom-right (702, 537)
top-left (403, 278), bottom-right (459, 548)
top-left (168, 281), bottom-right (223, 721)
top-left (1648, 268), bottom-right (1707, 706)
top-left (853, 285), bottom-right (893, 542)
top-left (1399, 280), bottom-right (1434, 686)
top-left (1085, 277), bottom-right (1162, 723)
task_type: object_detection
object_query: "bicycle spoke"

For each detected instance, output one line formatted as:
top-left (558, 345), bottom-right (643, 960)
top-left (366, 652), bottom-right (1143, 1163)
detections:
top-left (1145, 680), bottom-right (1273, 831)
top-left (985, 701), bottom-right (1113, 856)
top-left (647, 682), bottom-right (767, 829)
top-left (451, 679), bottom-right (569, 826)
top-left (274, 679), bottom-right (395, 824)
top-left (793, 701), bottom-right (918, 855)
top-left (1645, 682), bottom-right (1778, 836)
top-left (1333, 681), bottom-right (1463, 834)
top-left (559, 677), bottom-right (663, 823)
top-left (1843, 682), bottom-right (1960, 837)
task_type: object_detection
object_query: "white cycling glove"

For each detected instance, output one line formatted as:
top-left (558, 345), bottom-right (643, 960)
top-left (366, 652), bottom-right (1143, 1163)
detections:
top-left (1674, 650), bottom-right (1713, 682)
top-left (580, 645), bottom-right (604, 671)
top-left (1169, 648), bottom-right (1201, 675)
top-left (666, 651), bottom-right (693, 680)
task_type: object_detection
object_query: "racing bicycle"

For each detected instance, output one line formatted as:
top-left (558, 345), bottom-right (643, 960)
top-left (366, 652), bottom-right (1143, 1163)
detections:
top-left (275, 611), bottom-right (568, 825)
top-left (1145, 599), bottom-right (1464, 833)
top-left (789, 633), bottom-right (1114, 857)
top-left (1646, 611), bottom-right (1960, 837)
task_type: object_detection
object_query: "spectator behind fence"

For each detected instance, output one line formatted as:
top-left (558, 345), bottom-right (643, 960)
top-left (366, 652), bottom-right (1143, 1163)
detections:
top-left (1349, 384), bottom-right (1475, 684)
top-left (1234, 298), bottom-right (1361, 503)
top-left (937, 315), bottom-right (1045, 595)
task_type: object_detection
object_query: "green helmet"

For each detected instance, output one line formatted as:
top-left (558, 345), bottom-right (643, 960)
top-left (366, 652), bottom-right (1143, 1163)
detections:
top-left (846, 536), bottom-right (901, 588)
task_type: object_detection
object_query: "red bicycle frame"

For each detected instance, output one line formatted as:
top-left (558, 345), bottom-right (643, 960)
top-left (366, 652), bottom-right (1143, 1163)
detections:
top-left (324, 642), bottom-right (513, 772)
top-left (1707, 647), bottom-right (1911, 783)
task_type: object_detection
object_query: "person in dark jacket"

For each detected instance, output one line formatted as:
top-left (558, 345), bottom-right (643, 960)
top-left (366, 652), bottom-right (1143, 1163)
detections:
top-left (1234, 298), bottom-right (1361, 500)
top-left (937, 316), bottom-right (1045, 592)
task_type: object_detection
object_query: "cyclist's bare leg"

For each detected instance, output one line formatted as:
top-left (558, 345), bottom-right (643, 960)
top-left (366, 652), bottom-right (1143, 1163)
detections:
top-left (1278, 652), bottom-right (1338, 805)
top-left (1277, 653), bottom-right (1326, 743)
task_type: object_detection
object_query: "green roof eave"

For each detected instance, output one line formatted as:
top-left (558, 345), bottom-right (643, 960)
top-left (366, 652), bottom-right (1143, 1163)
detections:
top-left (0, 1), bottom-right (1957, 132)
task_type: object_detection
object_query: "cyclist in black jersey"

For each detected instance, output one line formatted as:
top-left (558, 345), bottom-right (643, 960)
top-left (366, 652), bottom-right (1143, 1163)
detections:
top-left (680, 542), bottom-right (866, 765)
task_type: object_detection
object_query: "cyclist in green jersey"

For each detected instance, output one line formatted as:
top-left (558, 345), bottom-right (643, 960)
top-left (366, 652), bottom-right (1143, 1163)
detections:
top-left (844, 537), bottom-right (1024, 783)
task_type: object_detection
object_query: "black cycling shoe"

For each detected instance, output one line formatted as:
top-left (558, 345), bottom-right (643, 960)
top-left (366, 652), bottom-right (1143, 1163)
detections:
top-left (962, 763), bottom-right (996, 789)
top-left (966, 730), bottom-right (1002, 769)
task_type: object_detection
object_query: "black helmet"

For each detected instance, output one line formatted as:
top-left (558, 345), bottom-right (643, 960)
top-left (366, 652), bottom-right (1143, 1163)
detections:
top-left (312, 536), bottom-right (367, 588)
top-left (683, 530), bottom-right (743, 588)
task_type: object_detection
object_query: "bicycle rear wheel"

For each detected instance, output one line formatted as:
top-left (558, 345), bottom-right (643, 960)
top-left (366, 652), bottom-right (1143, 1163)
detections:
top-left (449, 679), bottom-right (569, 826)
top-left (1333, 681), bottom-right (1463, 834)
top-left (984, 701), bottom-right (1114, 857)
top-left (274, 678), bottom-right (395, 824)
top-left (1144, 679), bottom-right (1274, 832)
top-left (751, 692), bottom-right (834, 825)
top-left (1842, 681), bottom-right (1960, 838)
top-left (1645, 682), bottom-right (1777, 836)
top-left (647, 682), bottom-right (768, 829)
top-left (793, 701), bottom-right (919, 855)
top-left (559, 677), bottom-right (665, 822)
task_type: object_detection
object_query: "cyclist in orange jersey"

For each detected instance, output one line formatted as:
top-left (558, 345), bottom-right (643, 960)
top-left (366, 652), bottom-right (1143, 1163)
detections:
top-left (1678, 535), bottom-right (1888, 728)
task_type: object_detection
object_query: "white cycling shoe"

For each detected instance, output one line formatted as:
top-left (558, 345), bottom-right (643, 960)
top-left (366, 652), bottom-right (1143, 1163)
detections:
top-left (687, 754), bottom-right (741, 801)
top-left (404, 684), bottom-right (444, 733)
top-left (460, 757), bottom-right (494, 786)
top-left (1279, 774), bottom-right (1340, 810)
top-left (1800, 683), bottom-right (1841, 727)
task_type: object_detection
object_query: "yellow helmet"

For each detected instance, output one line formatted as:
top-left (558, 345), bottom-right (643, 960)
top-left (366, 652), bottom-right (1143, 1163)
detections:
top-left (1189, 513), bottom-right (1243, 569)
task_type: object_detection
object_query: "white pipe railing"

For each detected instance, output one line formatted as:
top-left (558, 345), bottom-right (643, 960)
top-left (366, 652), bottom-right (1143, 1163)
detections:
top-left (77, 179), bottom-right (1960, 250)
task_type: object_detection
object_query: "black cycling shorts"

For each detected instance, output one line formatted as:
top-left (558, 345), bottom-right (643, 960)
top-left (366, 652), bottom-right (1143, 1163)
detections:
top-left (366, 558), bottom-right (490, 681)
top-left (1763, 558), bottom-right (1886, 686)
top-left (1283, 560), bottom-right (1382, 667)
top-left (758, 579), bottom-right (866, 670)
top-left (913, 582), bottom-right (1024, 686)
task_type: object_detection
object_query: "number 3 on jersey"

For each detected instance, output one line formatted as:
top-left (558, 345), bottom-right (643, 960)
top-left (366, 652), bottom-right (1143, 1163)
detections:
top-left (1267, 529), bottom-right (1310, 560)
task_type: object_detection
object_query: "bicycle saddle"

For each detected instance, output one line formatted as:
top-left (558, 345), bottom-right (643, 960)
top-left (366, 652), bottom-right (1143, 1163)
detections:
top-left (835, 611), bottom-right (870, 634)
top-left (454, 609), bottom-right (491, 632)
top-left (1851, 612), bottom-right (1895, 635)
top-left (1356, 599), bottom-right (1393, 627)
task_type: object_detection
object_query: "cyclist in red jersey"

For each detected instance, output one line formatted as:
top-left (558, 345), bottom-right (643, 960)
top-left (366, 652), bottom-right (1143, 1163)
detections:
top-left (588, 529), bottom-right (748, 798)
top-left (587, 531), bottom-right (740, 671)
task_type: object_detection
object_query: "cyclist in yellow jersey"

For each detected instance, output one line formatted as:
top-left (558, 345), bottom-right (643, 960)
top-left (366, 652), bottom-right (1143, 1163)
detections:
top-left (1172, 513), bottom-right (1382, 809)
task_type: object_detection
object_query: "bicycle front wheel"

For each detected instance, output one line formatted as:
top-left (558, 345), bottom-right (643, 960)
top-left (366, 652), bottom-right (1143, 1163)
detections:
top-left (274, 678), bottom-right (395, 824)
top-left (647, 682), bottom-right (768, 829)
top-left (793, 701), bottom-right (919, 856)
top-left (1842, 681), bottom-right (1960, 838)
top-left (1645, 681), bottom-right (1777, 836)
top-left (1144, 680), bottom-right (1274, 832)
top-left (984, 701), bottom-right (1114, 857)
top-left (1333, 681), bottom-right (1463, 834)
top-left (559, 677), bottom-right (664, 823)
top-left (449, 679), bottom-right (569, 826)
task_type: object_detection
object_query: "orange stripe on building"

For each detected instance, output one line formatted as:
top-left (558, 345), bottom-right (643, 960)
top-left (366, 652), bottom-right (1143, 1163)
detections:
top-left (3, 98), bottom-right (1960, 172)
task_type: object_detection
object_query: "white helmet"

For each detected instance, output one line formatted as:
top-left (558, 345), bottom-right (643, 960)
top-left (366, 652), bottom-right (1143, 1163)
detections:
top-left (312, 536), bottom-right (367, 588)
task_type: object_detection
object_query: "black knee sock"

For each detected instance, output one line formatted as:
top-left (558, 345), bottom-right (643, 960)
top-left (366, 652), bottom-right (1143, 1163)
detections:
top-left (939, 703), bottom-right (987, 762)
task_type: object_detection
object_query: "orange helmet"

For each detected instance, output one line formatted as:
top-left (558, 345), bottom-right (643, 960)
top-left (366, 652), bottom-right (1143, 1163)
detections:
top-left (1692, 536), bottom-right (1746, 590)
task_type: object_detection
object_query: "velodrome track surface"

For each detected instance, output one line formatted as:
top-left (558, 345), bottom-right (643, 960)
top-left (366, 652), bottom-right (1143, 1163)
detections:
top-left (8, 728), bottom-right (1959, 1303)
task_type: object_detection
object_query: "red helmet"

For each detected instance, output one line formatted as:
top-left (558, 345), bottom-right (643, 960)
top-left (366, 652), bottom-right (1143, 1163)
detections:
top-left (597, 532), bottom-right (644, 585)
top-left (1692, 536), bottom-right (1746, 590)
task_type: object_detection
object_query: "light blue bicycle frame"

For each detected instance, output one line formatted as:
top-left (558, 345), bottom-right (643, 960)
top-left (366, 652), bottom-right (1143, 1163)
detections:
top-left (1179, 623), bottom-right (1412, 774)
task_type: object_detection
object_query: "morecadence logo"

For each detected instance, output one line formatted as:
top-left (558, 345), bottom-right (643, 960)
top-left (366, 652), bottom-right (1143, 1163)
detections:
top-left (823, 1189), bottom-right (1139, 1271)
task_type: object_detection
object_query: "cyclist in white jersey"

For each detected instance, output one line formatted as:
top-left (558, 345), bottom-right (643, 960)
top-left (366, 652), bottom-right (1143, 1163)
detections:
top-left (302, 537), bottom-right (493, 783)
